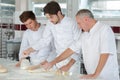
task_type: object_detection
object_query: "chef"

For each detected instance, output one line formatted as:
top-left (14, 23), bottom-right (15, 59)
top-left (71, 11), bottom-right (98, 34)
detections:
top-left (15, 11), bottom-right (55, 67)
top-left (43, 9), bottom-right (120, 80)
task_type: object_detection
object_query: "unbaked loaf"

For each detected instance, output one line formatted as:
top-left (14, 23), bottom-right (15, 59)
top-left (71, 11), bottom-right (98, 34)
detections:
top-left (0, 65), bottom-right (8, 73)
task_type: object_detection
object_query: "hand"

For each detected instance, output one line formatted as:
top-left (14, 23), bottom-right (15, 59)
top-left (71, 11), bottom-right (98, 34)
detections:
top-left (22, 47), bottom-right (35, 56)
top-left (42, 62), bottom-right (54, 70)
top-left (15, 58), bottom-right (25, 67)
top-left (23, 49), bottom-right (31, 56)
top-left (15, 61), bottom-right (21, 67)
top-left (59, 65), bottom-right (70, 72)
top-left (40, 60), bottom-right (48, 65)
top-left (80, 74), bottom-right (97, 79)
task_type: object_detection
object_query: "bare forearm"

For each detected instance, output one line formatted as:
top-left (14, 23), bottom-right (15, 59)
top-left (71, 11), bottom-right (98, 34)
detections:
top-left (67, 58), bottom-right (76, 68)
top-left (94, 54), bottom-right (109, 76)
top-left (51, 48), bottom-right (74, 65)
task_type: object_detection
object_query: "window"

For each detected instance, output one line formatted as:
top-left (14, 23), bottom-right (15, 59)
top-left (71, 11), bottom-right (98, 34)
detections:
top-left (0, 0), bottom-right (15, 18)
top-left (88, 0), bottom-right (120, 19)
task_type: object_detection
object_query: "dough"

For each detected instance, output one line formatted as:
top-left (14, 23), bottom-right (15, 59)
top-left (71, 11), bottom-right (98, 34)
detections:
top-left (27, 68), bottom-right (47, 73)
top-left (0, 65), bottom-right (8, 73)
top-left (26, 64), bottom-right (41, 70)
top-left (27, 67), bottom-right (54, 73)
top-left (20, 59), bottom-right (30, 70)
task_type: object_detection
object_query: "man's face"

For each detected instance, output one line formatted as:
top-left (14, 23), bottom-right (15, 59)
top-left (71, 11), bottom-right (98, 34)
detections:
top-left (76, 16), bottom-right (87, 31)
top-left (45, 13), bottom-right (59, 24)
top-left (24, 18), bottom-right (37, 31)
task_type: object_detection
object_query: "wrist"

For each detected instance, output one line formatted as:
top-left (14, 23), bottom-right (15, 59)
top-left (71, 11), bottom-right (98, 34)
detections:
top-left (93, 72), bottom-right (99, 78)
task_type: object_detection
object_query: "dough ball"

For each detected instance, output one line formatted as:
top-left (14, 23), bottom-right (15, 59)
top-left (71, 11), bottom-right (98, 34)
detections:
top-left (0, 65), bottom-right (8, 73)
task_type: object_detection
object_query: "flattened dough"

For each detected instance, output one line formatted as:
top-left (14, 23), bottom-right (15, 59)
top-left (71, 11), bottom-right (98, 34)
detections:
top-left (27, 68), bottom-right (47, 73)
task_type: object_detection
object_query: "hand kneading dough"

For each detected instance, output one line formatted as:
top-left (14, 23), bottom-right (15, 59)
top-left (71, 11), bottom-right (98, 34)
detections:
top-left (0, 65), bottom-right (8, 73)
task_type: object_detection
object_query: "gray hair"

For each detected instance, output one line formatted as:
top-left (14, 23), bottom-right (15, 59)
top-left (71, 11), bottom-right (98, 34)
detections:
top-left (76, 9), bottom-right (94, 19)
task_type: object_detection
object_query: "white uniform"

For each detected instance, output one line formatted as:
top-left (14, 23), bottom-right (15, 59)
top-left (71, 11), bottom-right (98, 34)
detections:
top-left (70, 21), bottom-right (119, 80)
top-left (19, 24), bottom-right (54, 65)
top-left (32, 16), bottom-right (81, 73)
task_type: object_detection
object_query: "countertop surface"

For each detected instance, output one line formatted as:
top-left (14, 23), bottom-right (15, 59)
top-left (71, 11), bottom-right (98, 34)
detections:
top-left (0, 58), bottom-right (79, 80)
top-left (0, 58), bottom-right (104, 80)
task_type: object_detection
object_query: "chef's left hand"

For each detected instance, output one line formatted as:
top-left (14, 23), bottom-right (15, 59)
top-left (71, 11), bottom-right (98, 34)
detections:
top-left (23, 49), bottom-right (30, 56)
top-left (59, 65), bottom-right (70, 72)
top-left (23, 47), bottom-right (34, 55)
top-left (40, 60), bottom-right (48, 65)
top-left (80, 74), bottom-right (97, 79)
top-left (42, 62), bottom-right (54, 70)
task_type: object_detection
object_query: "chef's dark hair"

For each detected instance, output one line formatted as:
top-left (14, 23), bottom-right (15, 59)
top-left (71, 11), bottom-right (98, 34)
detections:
top-left (43, 1), bottom-right (61, 15)
top-left (19, 11), bottom-right (36, 23)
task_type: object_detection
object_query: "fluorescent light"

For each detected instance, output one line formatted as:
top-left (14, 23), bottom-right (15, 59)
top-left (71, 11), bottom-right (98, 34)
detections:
top-left (0, 3), bottom-right (15, 7)
top-left (33, 3), bottom-right (66, 8)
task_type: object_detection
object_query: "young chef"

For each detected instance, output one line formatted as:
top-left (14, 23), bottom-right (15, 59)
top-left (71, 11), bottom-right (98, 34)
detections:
top-left (15, 11), bottom-right (55, 68)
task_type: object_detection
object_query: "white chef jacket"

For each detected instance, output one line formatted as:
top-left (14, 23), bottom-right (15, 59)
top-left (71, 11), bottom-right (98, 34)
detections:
top-left (70, 21), bottom-right (119, 80)
top-left (32, 16), bottom-right (81, 73)
top-left (19, 24), bottom-right (54, 65)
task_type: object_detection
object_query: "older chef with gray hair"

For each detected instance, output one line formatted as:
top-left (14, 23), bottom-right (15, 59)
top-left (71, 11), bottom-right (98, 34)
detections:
top-left (43, 9), bottom-right (120, 80)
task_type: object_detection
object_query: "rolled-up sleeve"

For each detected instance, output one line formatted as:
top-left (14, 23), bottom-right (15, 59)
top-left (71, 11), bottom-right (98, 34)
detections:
top-left (69, 39), bottom-right (81, 52)
top-left (71, 53), bottom-right (80, 61)
top-left (69, 39), bottom-right (81, 61)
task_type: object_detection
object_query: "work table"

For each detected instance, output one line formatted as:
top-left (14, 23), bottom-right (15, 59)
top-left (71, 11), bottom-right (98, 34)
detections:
top-left (0, 58), bottom-right (79, 80)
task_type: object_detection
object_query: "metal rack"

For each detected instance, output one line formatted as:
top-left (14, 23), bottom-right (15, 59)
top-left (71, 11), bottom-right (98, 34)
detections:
top-left (0, 20), bottom-right (2, 58)
top-left (0, 12), bottom-right (15, 58)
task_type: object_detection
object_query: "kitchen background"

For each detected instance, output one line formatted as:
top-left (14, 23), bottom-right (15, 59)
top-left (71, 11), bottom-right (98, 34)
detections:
top-left (0, 0), bottom-right (120, 73)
